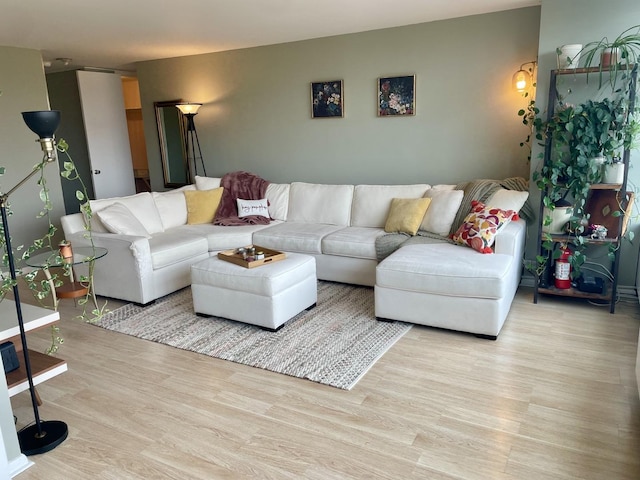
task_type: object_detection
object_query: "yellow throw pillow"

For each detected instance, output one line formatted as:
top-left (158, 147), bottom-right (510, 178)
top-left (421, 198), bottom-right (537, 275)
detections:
top-left (384, 197), bottom-right (432, 235)
top-left (185, 187), bottom-right (224, 224)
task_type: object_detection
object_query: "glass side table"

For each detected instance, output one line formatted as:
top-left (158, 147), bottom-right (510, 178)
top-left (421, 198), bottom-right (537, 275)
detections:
top-left (25, 246), bottom-right (108, 310)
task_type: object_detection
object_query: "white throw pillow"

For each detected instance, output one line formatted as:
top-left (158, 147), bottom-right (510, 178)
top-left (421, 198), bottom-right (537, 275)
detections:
top-left (195, 175), bottom-right (222, 190)
top-left (90, 192), bottom-right (164, 234)
top-left (236, 198), bottom-right (270, 218)
top-left (96, 202), bottom-right (151, 238)
top-left (485, 189), bottom-right (529, 213)
top-left (420, 189), bottom-right (464, 236)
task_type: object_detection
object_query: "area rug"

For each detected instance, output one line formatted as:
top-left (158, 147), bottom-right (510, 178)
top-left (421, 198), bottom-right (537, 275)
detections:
top-left (93, 281), bottom-right (411, 390)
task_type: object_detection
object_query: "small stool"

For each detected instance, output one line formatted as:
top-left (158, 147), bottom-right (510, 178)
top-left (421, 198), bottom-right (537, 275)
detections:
top-left (191, 253), bottom-right (317, 330)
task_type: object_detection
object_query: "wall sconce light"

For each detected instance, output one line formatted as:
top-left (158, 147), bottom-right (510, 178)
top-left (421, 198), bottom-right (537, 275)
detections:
top-left (512, 61), bottom-right (537, 93)
top-left (175, 102), bottom-right (207, 179)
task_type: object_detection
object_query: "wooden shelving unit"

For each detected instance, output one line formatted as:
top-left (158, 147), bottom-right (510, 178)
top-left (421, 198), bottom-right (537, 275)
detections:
top-left (534, 65), bottom-right (637, 313)
top-left (0, 300), bottom-right (67, 398)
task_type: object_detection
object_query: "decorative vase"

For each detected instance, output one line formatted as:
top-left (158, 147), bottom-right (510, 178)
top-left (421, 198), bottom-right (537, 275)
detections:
top-left (602, 162), bottom-right (625, 184)
top-left (542, 203), bottom-right (573, 234)
top-left (58, 240), bottom-right (73, 264)
top-left (590, 154), bottom-right (606, 183)
top-left (557, 44), bottom-right (583, 69)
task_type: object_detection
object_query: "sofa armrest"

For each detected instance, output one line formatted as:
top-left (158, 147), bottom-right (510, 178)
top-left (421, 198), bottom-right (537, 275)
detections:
top-left (64, 230), bottom-right (154, 303)
top-left (494, 219), bottom-right (526, 257)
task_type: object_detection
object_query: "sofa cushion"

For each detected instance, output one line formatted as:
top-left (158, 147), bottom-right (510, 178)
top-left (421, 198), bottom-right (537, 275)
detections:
top-left (265, 183), bottom-right (290, 221)
top-left (185, 188), bottom-right (224, 225)
top-left (148, 231), bottom-right (209, 269)
top-left (376, 243), bottom-right (513, 299)
top-left (96, 202), bottom-right (151, 238)
top-left (90, 192), bottom-right (164, 234)
top-left (287, 182), bottom-right (354, 225)
top-left (152, 186), bottom-right (196, 230)
top-left (180, 223), bottom-right (275, 251)
top-left (384, 198), bottom-right (431, 235)
top-left (420, 189), bottom-right (464, 236)
top-left (322, 227), bottom-right (385, 260)
top-left (195, 175), bottom-right (222, 190)
top-left (351, 184), bottom-right (430, 228)
top-left (451, 201), bottom-right (518, 254)
top-left (252, 222), bottom-right (344, 254)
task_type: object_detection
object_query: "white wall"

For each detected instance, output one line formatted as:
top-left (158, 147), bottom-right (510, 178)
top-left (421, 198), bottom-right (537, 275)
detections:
top-left (137, 7), bottom-right (541, 189)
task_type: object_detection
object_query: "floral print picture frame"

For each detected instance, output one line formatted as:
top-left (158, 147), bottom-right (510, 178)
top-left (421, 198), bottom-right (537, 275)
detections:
top-left (378, 75), bottom-right (415, 116)
top-left (311, 80), bottom-right (343, 118)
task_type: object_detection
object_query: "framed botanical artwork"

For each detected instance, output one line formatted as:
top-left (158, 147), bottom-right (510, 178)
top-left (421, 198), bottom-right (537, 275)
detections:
top-left (378, 75), bottom-right (415, 116)
top-left (311, 80), bottom-right (343, 118)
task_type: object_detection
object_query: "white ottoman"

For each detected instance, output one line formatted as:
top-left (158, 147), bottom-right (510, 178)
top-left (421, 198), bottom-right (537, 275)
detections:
top-left (191, 253), bottom-right (317, 330)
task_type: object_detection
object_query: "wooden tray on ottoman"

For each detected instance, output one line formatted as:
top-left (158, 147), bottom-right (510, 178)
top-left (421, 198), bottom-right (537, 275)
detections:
top-left (217, 245), bottom-right (286, 268)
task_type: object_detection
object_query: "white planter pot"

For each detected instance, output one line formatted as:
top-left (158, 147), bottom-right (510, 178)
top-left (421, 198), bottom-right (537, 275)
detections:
top-left (557, 44), bottom-right (582, 69)
top-left (603, 163), bottom-right (625, 184)
top-left (542, 205), bottom-right (573, 234)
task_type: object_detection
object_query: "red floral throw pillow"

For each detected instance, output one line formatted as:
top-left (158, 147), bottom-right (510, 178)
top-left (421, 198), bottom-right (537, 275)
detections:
top-left (451, 200), bottom-right (519, 254)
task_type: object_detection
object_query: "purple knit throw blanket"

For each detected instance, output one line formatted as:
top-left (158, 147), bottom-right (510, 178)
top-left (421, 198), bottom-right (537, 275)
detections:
top-left (213, 171), bottom-right (271, 226)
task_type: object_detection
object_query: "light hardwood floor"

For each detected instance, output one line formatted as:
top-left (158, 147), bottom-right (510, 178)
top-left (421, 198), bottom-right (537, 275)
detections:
top-left (10, 286), bottom-right (640, 480)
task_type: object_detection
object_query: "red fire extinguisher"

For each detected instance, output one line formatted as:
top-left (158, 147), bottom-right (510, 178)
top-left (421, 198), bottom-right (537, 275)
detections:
top-left (555, 245), bottom-right (571, 289)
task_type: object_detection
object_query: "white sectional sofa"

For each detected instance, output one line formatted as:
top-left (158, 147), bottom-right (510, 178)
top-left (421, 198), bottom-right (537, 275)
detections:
top-left (60, 175), bottom-right (528, 338)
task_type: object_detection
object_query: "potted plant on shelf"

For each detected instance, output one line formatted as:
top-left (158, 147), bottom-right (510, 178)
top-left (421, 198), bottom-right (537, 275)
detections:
top-left (532, 93), bottom-right (639, 277)
top-left (578, 25), bottom-right (640, 87)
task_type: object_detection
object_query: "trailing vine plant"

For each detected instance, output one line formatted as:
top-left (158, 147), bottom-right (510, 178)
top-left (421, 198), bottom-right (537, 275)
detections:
top-left (0, 139), bottom-right (107, 354)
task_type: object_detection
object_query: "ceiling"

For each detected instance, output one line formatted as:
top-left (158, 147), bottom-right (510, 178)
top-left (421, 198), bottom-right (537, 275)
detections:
top-left (1, 0), bottom-right (540, 74)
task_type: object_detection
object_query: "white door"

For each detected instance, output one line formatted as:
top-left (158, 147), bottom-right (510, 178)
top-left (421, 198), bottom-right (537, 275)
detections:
top-left (76, 70), bottom-right (136, 199)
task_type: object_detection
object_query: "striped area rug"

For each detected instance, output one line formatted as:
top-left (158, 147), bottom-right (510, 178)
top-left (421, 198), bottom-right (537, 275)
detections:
top-left (94, 281), bottom-right (411, 390)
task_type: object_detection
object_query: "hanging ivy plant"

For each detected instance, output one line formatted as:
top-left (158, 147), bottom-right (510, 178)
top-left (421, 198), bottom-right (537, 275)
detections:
top-left (0, 139), bottom-right (107, 354)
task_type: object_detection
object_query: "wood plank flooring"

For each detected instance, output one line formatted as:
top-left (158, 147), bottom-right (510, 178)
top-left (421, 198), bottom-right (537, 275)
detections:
top-left (10, 286), bottom-right (640, 479)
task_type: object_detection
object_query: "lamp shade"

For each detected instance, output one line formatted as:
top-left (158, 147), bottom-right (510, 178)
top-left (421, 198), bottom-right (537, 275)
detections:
top-left (512, 69), bottom-right (531, 93)
top-left (176, 103), bottom-right (202, 115)
top-left (22, 110), bottom-right (61, 138)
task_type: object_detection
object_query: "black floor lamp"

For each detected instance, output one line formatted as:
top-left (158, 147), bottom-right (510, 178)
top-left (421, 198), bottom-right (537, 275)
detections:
top-left (176, 102), bottom-right (207, 180)
top-left (1, 110), bottom-right (68, 455)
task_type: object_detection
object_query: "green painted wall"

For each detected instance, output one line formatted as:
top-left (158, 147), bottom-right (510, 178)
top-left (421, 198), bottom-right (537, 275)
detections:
top-left (0, 46), bottom-right (66, 250)
top-left (137, 7), bottom-right (541, 189)
top-left (531, 0), bottom-right (640, 286)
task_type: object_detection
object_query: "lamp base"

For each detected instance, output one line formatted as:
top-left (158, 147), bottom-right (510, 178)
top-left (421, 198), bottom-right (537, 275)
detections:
top-left (18, 420), bottom-right (68, 456)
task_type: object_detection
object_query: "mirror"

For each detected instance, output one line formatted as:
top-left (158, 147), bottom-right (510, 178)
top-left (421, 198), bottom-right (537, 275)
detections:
top-left (154, 100), bottom-right (189, 188)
